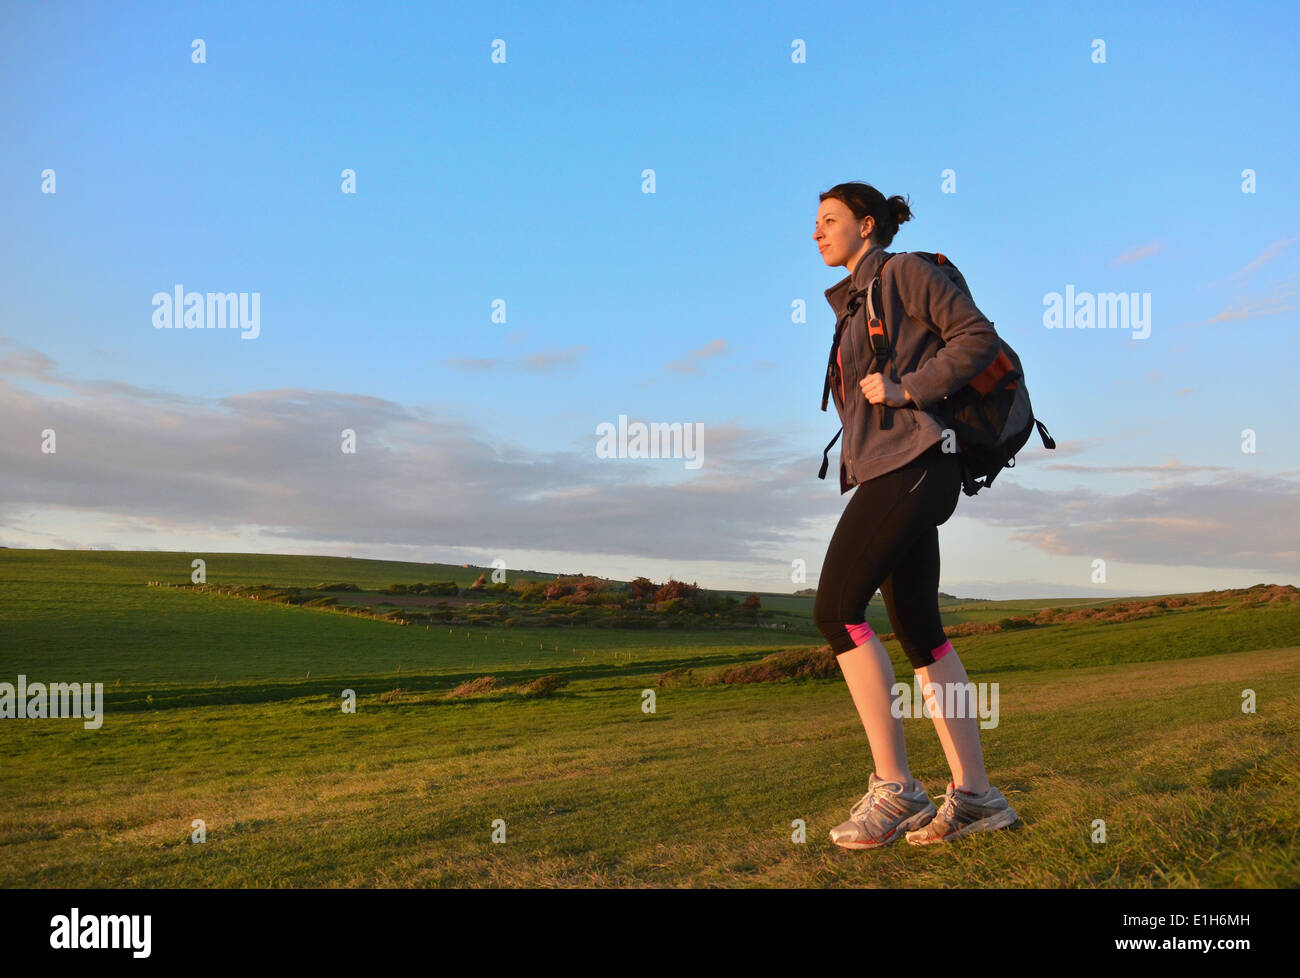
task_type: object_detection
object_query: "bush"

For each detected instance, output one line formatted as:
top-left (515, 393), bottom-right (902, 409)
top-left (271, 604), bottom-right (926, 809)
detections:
top-left (511, 579), bottom-right (548, 602)
top-left (627, 576), bottom-right (658, 600)
top-left (997, 616), bottom-right (1036, 630)
top-left (656, 667), bottom-right (695, 688)
top-left (652, 578), bottom-right (701, 605)
top-left (519, 674), bottom-right (569, 697)
top-left (445, 676), bottom-right (503, 699)
top-left (402, 580), bottom-right (460, 596)
top-left (703, 647), bottom-right (839, 685)
top-left (703, 594), bottom-right (738, 612)
top-left (541, 575), bottom-right (608, 603)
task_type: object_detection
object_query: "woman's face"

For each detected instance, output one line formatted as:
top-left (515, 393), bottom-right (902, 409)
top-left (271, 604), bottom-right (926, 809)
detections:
top-left (814, 197), bottom-right (872, 270)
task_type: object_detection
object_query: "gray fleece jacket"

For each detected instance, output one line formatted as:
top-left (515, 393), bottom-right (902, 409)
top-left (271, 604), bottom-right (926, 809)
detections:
top-left (823, 244), bottom-right (1002, 494)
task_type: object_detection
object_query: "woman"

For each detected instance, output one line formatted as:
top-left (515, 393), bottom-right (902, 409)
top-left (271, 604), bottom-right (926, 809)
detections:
top-left (812, 182), bottom-right (1019, 848)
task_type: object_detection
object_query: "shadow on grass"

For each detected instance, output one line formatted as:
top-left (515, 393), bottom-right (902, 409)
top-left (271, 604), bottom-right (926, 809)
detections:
top-left (96, 649), bottom-right (800, 713)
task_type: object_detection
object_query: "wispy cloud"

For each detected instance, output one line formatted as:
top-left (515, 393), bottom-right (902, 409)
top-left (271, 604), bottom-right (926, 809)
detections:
top-left (440, 344), bottom-right (590, 373)
top-left (1039, 458), bottom-right (1233, 475)
top-left (522, 346), bottom-right (590, 370)
top-left (665, 339), bottom-right (727, 375)
top-left (1230, 233), bottom-right (1300, 283)
top-left (1112, 240), bottom-right (1165, 266)
top-left (1193, 233), bottom-right (1300, 294)
top-left (1206, 278), bottom-right (1300, 323)
top-left (1178, 233), bottom-right (1300, 329)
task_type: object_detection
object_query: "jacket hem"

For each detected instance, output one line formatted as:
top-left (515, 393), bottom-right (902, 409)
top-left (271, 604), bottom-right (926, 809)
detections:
top-left (844, 432), bottom-right (944, 489)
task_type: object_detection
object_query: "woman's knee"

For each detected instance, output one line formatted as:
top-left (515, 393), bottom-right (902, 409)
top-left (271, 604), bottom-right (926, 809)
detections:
top-left (812, 591), bottom-right (842, 644)
top-left (814, 590), bottom-right (870, 654)
top-left (813, 592), bottom-right (842, 642)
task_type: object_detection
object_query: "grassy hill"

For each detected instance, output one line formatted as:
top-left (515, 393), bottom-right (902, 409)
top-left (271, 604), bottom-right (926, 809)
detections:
top-left (1, 548), bottom-right (1296, 887)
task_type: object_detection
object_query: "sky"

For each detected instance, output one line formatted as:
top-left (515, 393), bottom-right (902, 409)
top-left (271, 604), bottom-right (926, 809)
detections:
top-left (1, 0), bottom-right (1297, 600)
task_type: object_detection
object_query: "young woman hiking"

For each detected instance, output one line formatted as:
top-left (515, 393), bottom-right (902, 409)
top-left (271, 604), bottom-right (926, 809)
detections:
top-left (812, 182), bottom-right (1019, 848)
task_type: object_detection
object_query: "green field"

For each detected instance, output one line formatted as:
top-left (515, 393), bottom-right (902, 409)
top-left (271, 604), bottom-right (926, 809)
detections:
top-left (1, 548), bottom-right (1297, 887)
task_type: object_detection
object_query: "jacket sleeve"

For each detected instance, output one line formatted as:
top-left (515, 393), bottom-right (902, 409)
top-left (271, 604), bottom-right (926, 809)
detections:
top-left (891, 253), bottom-right (1002, 412)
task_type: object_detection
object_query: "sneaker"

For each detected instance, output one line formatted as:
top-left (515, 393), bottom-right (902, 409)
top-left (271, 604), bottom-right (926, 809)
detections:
top-left (904, 781), bottom-right (1019, 844)
top-left (829, 773), bottom-right (938, 850)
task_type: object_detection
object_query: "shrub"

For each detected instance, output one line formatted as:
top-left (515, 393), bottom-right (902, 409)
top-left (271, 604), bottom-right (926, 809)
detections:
top-left (703, 647), bottom-right (839, 685)
top-left (703, 594), bottom-right (738, 612)
top-left (656, 667), bottom-right (695, 688)
top-left (539, 575), bottom-right (608, 603)
top-left (997, 616), bottom-right (1036, 629)
top-left (653, 578), bottom-right (701, 604)
top-left (511, 579), bottom-right (548, 602)
top-left (627, 576), bottom-right (658, 600)
top-left (445, 676), bottom-right (503, 699)
top-left (403, 580), bottom-right (459, 595)
top-left (519, 674), bottom-right (569, 697)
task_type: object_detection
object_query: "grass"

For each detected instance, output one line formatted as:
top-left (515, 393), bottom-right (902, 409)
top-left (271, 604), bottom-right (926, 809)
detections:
top-left (1, 548), bottom-right (1297, 887)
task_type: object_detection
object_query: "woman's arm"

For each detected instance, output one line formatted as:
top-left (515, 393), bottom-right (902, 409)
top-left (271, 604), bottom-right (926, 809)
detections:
top-left (890, 253), bottom-right (1002, 411)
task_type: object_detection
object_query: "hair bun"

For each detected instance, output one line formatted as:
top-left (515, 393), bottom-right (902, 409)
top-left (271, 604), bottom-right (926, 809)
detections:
top-left (890, 194), bottom-right (913, 230)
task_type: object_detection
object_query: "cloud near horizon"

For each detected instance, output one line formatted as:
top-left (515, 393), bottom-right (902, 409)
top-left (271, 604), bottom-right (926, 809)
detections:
top-left (1, 340), bottom-right (1296, 577)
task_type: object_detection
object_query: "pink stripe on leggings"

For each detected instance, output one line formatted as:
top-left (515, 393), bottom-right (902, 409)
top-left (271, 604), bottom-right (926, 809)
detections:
top-left (846, 621), bottom-right (875, 647)
top-left (930, 638), bottom-right (953, 662)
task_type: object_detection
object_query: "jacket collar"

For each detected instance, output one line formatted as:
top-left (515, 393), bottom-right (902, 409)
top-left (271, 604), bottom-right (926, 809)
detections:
top-left (823, 243), bottom-right (891, 319)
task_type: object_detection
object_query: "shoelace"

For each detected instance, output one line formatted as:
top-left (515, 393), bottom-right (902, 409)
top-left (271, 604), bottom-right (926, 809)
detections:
top-left (849, 779), bottom-right (903, 820)
top-left (936, 787), bottom-right (961, 825)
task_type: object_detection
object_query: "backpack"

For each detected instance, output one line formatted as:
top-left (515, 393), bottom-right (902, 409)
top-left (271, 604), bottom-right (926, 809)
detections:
top-left (819, 251), bottom-right (1056, 496)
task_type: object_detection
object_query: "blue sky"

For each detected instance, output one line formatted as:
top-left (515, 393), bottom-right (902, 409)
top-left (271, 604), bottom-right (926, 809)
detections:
top-left (1, 0), bottom-right (1297, 598)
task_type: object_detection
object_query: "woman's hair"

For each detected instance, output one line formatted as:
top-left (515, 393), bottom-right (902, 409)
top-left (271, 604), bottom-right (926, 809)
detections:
top-left (819, 182), bottom-right (913, 247)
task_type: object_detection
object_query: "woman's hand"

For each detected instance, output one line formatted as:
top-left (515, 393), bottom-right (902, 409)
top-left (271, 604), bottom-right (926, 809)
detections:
top-left (859, 372), bottom-right (912, 408)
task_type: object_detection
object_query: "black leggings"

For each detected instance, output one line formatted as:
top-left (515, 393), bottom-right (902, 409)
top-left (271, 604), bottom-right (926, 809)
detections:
top-left (814, 441), bottom-right (962, 668)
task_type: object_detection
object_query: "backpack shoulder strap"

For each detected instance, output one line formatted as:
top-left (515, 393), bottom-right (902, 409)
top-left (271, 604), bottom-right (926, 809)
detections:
top-left (865, 253), bottom-right (901, 429)
top-left (818, 426), bottom-right (842, 480)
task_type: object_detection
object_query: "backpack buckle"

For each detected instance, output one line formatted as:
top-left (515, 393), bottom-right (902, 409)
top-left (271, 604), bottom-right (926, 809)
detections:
top-left (868, 319), bottom-right (889, 357)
